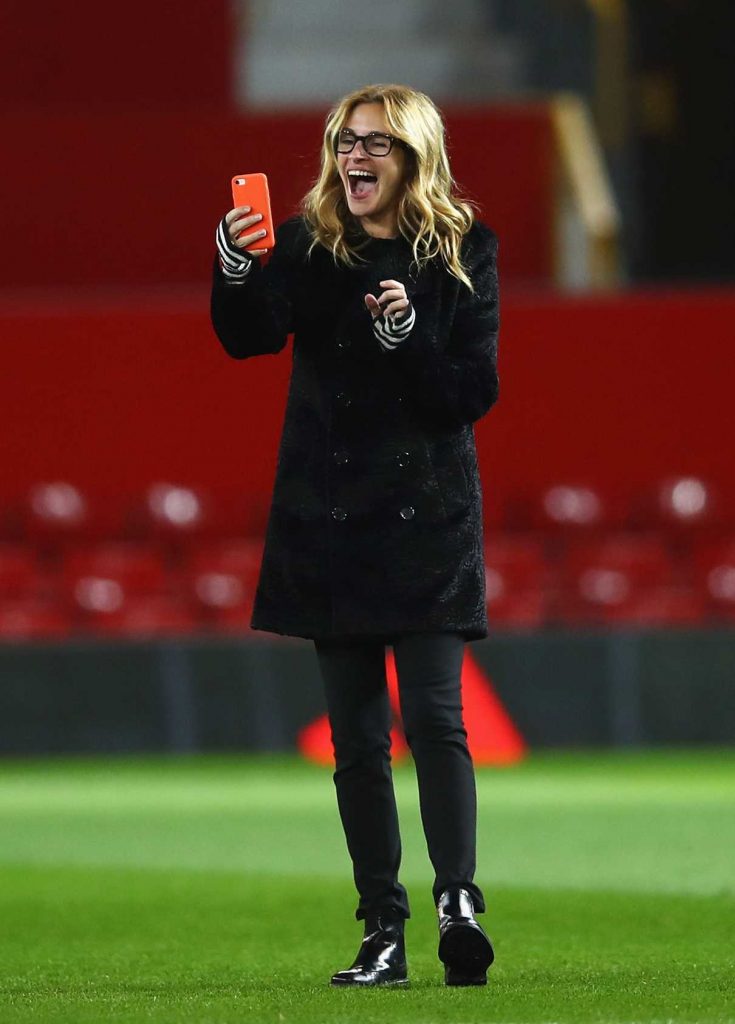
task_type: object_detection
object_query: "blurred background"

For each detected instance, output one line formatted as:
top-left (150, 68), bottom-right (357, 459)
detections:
top-left (1, 0), bottom-right (734, 758)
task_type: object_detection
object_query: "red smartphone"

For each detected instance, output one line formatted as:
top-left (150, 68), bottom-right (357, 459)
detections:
top-left (231, 172), bottom-right (275, 252)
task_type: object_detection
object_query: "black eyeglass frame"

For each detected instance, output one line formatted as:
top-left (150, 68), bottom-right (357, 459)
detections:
top-left (334, 129), bottom-right (408, 157)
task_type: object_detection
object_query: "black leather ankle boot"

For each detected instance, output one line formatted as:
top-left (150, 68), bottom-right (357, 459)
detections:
top-left (330, 914), bottom-right (408, 987)
top-left (437, 888), bottom-right (494, 986)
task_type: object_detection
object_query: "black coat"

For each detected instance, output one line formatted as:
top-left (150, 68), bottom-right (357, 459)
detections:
top-left (210, 215), bottom-right (500, 642)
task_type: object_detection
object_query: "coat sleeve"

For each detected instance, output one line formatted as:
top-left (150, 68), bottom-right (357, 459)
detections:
top-left (384, 227), bottom-right (500, 429)
top-left (209, 219), bottom-right (299, 359)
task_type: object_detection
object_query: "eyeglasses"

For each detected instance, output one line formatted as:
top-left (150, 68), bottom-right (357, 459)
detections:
top-left (335, 129), bottom-right (406, 157)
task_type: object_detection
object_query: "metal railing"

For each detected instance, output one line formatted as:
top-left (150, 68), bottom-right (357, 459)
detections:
top-left (551, 92), bottom-right (622, 289)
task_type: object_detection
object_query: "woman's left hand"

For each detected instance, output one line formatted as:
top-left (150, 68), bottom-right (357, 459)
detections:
top-left (365, 279), bottom-right (410, 320)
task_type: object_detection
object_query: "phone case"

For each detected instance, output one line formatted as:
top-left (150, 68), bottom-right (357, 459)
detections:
top-left (231, 173), bottom-right (275, 252)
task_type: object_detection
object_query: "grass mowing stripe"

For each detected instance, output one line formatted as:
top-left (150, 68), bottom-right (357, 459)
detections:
top-left (0, 865), bottom-right (732, 1024)
top-left (0, 801), bottom-right (732, 897)
top-left (0, 752), bottom-right (733, 1022)
top-left (0, 754), bottom-right (732, 896)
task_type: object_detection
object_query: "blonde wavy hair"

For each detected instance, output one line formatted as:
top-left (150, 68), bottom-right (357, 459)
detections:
top-left (301, 84), bottom-right (476, 290)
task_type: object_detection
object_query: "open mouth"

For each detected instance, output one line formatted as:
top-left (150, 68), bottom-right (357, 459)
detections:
top-left (347, 169), bottom-right (378, 200)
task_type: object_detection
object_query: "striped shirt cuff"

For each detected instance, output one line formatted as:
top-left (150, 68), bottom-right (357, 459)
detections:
top-left (216, 218), bottom-right (255, 282)
top-left (373, 303), bottom-right (416, 351)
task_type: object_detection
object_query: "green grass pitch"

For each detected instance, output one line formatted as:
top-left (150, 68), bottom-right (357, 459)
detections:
top-left (0, 750), bottom-right (733, 1023)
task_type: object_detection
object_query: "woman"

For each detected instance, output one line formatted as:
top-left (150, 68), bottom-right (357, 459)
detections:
top-left (211, 83), bottom-right (499, 988)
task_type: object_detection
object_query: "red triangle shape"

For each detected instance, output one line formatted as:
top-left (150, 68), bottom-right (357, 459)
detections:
top-left (298, 647), bottom-right (526, 766)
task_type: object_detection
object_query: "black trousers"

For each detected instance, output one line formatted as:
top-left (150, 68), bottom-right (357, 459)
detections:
top-left (314, 631), bottom-right (485, 921)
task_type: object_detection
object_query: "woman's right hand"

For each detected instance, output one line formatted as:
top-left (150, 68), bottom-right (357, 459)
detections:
top-left (225, 206), bottom-right (269, 256)
top-left (216, 206), bottom-right (269, 281)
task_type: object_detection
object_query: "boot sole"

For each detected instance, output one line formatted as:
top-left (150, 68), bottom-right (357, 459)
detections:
top-left (330, 976), bottom-right (409, 988)
top-left (439, 923), bottom-right (494, 986)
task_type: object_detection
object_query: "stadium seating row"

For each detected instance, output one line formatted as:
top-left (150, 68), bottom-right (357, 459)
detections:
top-left (1, 477), bottom-right (730, 545)
top-left (0, 532), bottom-right (733, 640)
top-left (1, 478), bottom-right (733, 638)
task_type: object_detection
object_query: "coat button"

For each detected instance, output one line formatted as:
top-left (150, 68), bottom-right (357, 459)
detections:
top-left (331, 506), bottom-right (348, 521)
top-left (399, 506), bottom-right (415, 520)
top-left (395, 451), bottom-right (411, 468)
top-left (335, 391), bottom-right (352, 407)
top-left (333, 450), bottom-right (350, 466)
top-left (337, 337), bottom-right (351, 349)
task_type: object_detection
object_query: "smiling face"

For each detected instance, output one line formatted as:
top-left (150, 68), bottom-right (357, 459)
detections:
top-left (336, 102), bottom-right (408, 238)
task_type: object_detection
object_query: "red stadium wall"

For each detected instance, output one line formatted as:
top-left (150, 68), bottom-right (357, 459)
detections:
top-left (0, 1), bottom-right (231, 107)
top-left (3, 287), bottom-right (733, 531)
top-left (1, 0), bottom-right (553, 288)
top-left (0, 106), bottom-right (553, 290)
top-left (1, 0), bottom-right (728, 536)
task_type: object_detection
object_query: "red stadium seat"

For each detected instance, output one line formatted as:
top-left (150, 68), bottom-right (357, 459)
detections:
top-left (555, 533), bottom-right (700, 625)
top-left (72, 592), bottom-right (198, 637)
top-left (632, 476), bottom-right (723, 537)
top-left (584, 586), bottom-right (706, 626)
top-left (690, 537), bottom-right (735, 621)
top-left (506, 483), bottom-right (626, 545)
top-left (484, 536), bottom-right (550, 628)
top-left (61, 542), bottom-right (169, 594)
top-left (562, 534), bottom-right (676, 588)
top-left (108, 596), bottom-right (200, 637)
top-left (131, 482), bottom-right (218, 546)
top-left (541, 484), bottom-right (605, 527)
top-left (23, 481), bottom-right (91, 547)
top-left (195, 601), bottom-right (255, 634)
top-left (60, 541), bottom-right (196, 635)
top-left (182, 538), bottom-right (264, 578)
top-left (0, 544), bottom-right (54, 599)
top-left (0, 598), bottom-right (73, 640)
top-left (221, 491), bottom-right (272, 537)
top-left (182, 539), bottom-right (263, 632)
